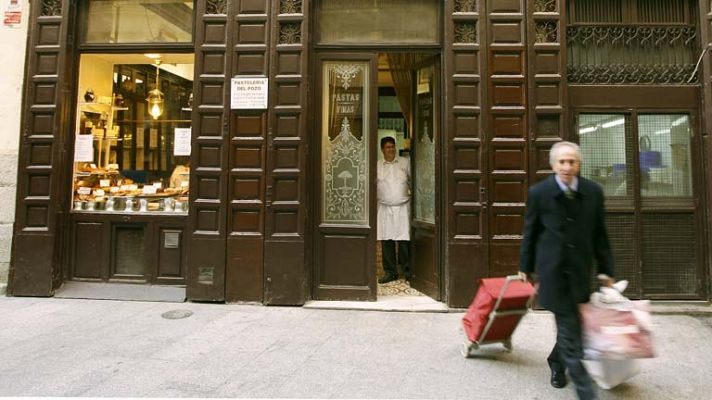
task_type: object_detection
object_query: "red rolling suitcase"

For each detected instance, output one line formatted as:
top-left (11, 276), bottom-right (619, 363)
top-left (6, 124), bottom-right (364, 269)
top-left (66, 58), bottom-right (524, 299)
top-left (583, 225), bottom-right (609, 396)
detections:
top-left (461, 275), bottom-right (536, 357)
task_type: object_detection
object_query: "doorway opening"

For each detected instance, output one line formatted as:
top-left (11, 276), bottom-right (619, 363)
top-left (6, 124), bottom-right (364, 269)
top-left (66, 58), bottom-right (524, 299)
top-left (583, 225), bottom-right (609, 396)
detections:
top-left (375, 52), bottom-right (440, 300)
top-left (312, 51), bottom-right (440, 304)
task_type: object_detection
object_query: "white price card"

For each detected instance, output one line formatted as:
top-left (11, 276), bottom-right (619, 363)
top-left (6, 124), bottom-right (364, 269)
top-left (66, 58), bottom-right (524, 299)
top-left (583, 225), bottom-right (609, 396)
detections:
top-left (74, 134), bottom-right (94, 162)
top-left (174, 128), bottom-right (192, 156)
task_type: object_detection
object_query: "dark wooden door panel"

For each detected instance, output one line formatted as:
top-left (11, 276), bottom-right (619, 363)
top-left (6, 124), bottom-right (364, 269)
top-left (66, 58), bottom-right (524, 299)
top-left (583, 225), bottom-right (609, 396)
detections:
top-left (9, 0), bottom-right (76, 296)
top-left (410, 58), bottom-right (441, 300)
top-left (443, 1), bottom-right (487, 307)
top-left (322, 233), bottom-right (370, 280)
top-left (156, 228), bottom-right (185, 284)
top-left (227, 235), bottom-right (264, 300)
top-left (487, 2), bottom-right (528, 279)
top-left (411, 225), bottom-right (437, 298)
top-left (263, 1), bottom-right (309, 305)
top-left (186, 0), bottom-right (230, 301)
top-left (72, 222), bottom-right (104, 280)
top-left (313, 53), bottom-right (377, 301)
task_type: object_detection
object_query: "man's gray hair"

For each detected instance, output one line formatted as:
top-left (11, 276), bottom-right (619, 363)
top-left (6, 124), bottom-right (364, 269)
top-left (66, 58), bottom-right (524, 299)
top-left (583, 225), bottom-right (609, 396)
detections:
top-left (549, 141), bottom-right (581, 165)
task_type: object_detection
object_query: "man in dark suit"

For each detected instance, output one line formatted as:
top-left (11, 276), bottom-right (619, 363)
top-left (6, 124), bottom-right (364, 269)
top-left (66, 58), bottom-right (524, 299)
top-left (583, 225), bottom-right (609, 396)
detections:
top-left (519, 141), bottom-right (614, 400)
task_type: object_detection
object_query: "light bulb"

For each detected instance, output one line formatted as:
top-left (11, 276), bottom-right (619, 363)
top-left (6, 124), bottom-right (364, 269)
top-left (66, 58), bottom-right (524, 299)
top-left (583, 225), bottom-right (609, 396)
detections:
top-left (150, 102), bottom-right (163, 119)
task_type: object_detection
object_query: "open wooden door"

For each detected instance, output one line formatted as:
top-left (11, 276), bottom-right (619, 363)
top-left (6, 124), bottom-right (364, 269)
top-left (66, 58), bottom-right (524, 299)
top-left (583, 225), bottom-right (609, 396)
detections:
top-left (410, 58), bottom-right (442, 300)
top-left (313, 53), bottom-right (379, 301)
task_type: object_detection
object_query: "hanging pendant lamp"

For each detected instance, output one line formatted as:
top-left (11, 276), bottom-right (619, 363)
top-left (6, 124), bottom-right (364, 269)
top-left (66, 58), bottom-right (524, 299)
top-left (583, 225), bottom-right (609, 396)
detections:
top-left (147, 59), bottom-right (164, 119)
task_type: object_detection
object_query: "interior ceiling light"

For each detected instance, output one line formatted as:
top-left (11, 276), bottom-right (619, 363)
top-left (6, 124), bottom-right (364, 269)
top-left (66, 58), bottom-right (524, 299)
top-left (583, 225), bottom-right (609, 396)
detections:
top-left (578, 126), bottom-right (596, 135)
top-left (601, 119), bottom-right (625, 129)
top-left (147, 59), bottom-right (164, 119)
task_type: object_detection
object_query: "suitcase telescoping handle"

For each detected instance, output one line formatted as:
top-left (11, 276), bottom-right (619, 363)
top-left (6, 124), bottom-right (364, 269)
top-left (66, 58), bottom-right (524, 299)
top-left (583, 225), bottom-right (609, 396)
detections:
top-left (491, 275), bottom-right (536, 313)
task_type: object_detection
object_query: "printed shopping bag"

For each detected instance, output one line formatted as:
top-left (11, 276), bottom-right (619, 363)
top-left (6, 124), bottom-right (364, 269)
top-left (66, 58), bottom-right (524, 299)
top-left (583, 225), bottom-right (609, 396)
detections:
top-left (580, 281), bottom-right (656, 360)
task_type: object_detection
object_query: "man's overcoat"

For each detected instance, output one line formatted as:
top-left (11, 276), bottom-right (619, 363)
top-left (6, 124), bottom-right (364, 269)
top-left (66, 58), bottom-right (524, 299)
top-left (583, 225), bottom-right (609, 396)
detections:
top-left (520, 175), bottom-right (614, 314)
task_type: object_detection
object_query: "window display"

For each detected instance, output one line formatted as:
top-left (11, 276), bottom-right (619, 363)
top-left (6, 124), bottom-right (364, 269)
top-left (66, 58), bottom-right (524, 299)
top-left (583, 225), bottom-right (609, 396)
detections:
top-left (72, 54), bottom-right (194, 214)
top-left (577, 113), bottom-right (693, 199)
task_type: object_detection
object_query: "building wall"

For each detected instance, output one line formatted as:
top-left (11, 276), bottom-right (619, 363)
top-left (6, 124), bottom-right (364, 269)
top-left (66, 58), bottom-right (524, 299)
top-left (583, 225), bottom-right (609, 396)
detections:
top-left (0, 0), bottom-right (28, 285)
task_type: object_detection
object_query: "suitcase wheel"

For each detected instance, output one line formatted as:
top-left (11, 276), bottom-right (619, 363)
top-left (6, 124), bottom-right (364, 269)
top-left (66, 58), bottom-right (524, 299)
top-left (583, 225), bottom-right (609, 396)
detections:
top-left (461, 341), bottom-right (478, 358)
top-left (503, 338), bottom-right (512, 352)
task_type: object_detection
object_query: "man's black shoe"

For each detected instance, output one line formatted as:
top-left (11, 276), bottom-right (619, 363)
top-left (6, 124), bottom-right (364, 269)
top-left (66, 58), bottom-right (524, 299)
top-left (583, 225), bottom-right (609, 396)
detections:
top-left (550, 370), bottom-right (567, 389)
top-left (378, 274), bottom-right (398, 284)
top-left (404, 272), bottom-right (413, 282)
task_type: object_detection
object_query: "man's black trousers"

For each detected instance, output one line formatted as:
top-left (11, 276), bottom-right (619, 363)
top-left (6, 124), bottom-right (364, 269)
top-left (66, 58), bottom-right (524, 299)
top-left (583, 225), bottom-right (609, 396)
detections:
top-left (547, 310), bottom-right (596, 400)
top-left (381, 240), bottom-right (410, 278)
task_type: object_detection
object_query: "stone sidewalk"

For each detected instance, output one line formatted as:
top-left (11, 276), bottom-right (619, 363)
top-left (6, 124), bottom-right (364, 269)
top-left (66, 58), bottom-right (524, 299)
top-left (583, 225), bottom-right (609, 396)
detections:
top-left (0, 296), bottom-right (711, 399)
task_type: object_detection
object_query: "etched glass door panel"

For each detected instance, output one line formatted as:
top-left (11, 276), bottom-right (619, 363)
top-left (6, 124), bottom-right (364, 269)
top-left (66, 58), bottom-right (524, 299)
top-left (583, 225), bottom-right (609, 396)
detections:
top-left (414, 66), bottom-right (435, 224)
top-left (322, 62), bottom-right (370, 225)
top-left (410, 58), bottom-right (440, 300)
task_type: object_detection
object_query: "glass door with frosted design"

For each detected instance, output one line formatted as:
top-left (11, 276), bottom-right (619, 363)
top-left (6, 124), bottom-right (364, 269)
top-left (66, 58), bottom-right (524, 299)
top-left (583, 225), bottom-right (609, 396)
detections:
top-left (411, 61), bottom-right (440, 299)
top-left (321, 62), bottom-right (369, 225)
top-left (414, 66), bottom-right (436, 224)
top-left (314, 56), bottom-right (377, 301)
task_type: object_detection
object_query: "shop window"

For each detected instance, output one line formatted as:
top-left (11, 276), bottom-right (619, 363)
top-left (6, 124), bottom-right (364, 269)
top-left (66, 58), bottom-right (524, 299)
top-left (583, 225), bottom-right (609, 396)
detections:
top-left (72, 53), bottom-right (194, 214)
top-left (577, 113), bottom-right (693, 199)
top-left (577, 114), bottom-right (631, 198)
top-left (81, 0), bottom-right (194, 44)
top-left (638, 115), bottom-right (692, 198)
top-left (317, 0), bottom-right (439, 45)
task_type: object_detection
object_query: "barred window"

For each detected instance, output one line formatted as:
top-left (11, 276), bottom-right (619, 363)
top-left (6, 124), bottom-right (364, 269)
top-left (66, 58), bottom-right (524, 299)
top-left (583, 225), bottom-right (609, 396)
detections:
top-left (567, 0), bottom-right (697, 25)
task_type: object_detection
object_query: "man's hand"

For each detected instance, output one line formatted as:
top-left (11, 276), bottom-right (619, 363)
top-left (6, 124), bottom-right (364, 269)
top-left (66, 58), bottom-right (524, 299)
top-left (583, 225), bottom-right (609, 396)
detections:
top-left (518, 271), bottom-right (529, 283)
top-left (597, 274), bottom-right (614, 288)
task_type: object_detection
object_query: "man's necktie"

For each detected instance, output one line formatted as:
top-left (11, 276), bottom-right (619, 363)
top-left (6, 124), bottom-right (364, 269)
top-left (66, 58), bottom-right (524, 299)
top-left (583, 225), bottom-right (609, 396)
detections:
top-left (565, 187), bottom-right (575, 200)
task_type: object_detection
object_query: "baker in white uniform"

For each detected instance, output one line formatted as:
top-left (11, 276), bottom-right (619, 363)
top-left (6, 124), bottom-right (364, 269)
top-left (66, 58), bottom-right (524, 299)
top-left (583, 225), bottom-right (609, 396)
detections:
top-left (377, 136), bottom-right (411, 284)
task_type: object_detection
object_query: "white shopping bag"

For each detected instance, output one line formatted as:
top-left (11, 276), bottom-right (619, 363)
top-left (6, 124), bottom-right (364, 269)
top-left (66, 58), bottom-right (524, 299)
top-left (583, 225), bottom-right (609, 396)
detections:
top-left (580, 280), bottom-right (655, 389)
top-left (583, 358), bottom-right (641, 389)
top-left (580, 280), bottom-right (656, 360)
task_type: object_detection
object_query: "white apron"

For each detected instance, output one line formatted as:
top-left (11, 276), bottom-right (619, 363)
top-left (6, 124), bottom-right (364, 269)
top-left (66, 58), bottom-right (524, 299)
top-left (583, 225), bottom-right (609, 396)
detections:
top-left (376, 156), bottom-right (410, 241)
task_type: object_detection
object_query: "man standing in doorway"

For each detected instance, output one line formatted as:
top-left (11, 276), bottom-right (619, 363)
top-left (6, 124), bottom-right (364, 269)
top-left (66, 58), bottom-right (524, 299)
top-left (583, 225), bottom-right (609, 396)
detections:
top-left (377, 136), bottom-right (411, 284)
top-left (519, 141), bottom-right (614, 400)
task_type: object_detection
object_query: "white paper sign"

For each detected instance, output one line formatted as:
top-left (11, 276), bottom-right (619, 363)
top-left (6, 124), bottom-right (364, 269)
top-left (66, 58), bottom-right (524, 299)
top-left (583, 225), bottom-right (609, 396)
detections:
top-left (174, 128), bottom-right (191, 156)
top-left (231, 77), bottom-right (268, 109)
top-left (74, 134), bottom-right (94, 162)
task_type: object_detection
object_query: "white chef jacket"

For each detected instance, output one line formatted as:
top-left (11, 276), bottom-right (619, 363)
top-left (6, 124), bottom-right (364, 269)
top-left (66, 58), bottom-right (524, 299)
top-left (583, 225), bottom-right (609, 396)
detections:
top-left (377, 156), bottom-right (411, 241)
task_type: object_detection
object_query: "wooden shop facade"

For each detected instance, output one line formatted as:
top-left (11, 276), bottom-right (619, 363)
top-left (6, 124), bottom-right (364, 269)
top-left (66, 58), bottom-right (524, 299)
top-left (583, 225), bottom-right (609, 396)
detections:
top-left (9, 0), bottom-right (712, 307)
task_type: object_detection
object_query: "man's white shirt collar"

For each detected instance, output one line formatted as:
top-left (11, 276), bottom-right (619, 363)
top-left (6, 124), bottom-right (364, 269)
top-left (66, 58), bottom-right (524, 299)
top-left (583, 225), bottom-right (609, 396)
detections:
top-left (555, 175), bottom-right (579, 192)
